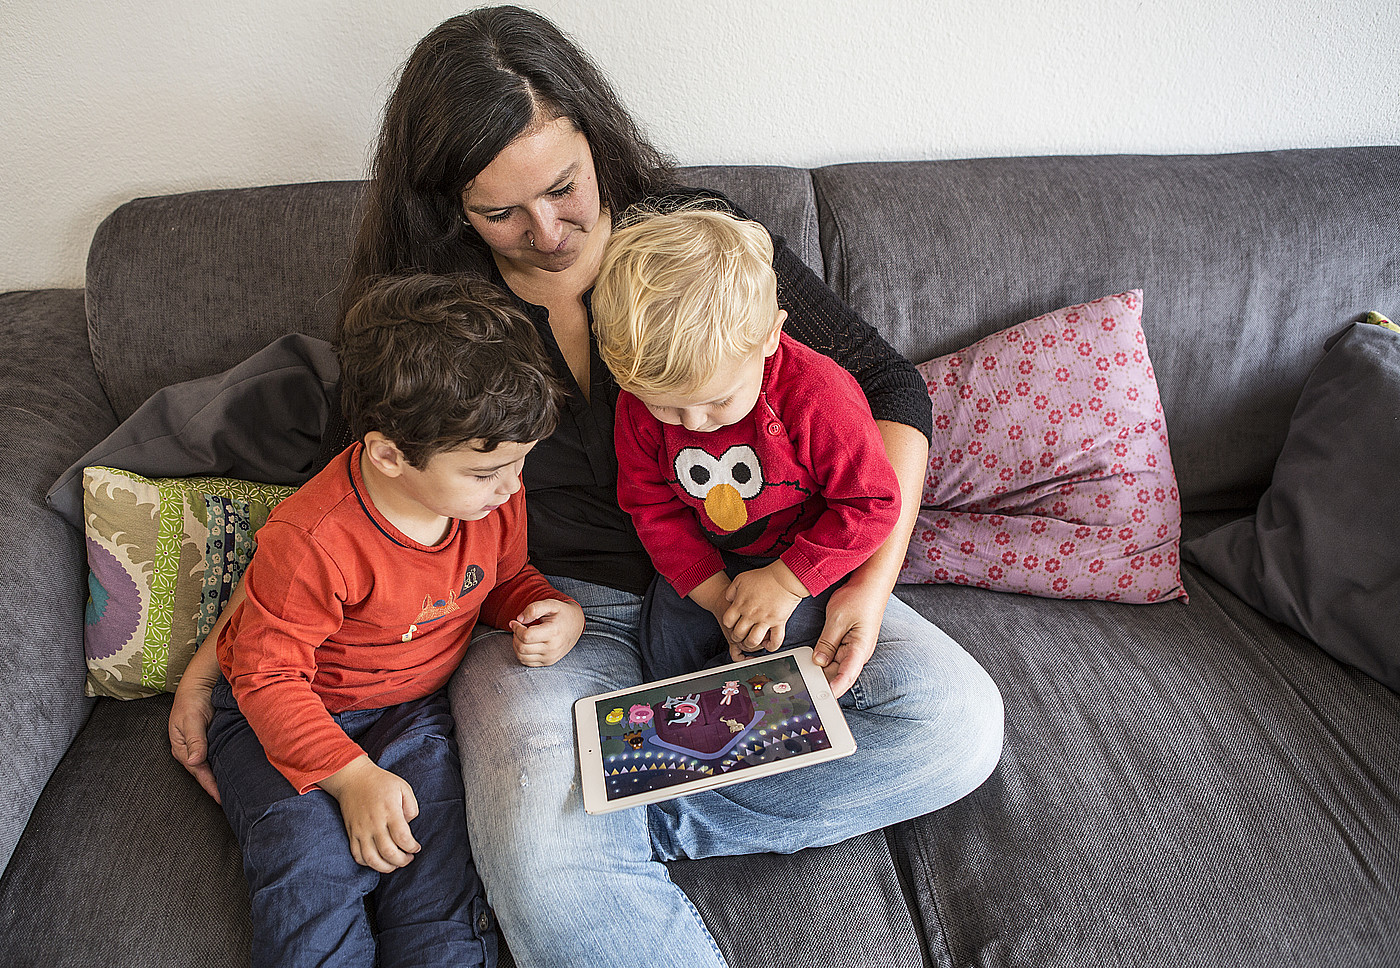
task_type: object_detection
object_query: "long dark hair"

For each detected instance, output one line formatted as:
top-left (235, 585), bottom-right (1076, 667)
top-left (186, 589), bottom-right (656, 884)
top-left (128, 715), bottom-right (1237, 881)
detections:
top-left (341, 5), bottom-right (676, 326)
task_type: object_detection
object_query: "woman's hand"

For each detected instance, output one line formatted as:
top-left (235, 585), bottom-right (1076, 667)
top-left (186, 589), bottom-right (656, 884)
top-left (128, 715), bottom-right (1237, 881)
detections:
top-left (169, 660), bottom-right (220, 802)
top-left (169, 574), bottom-right (249, 801)
top-left (169, 582), bottom-right (245, 802)
top-left (812, 420), bottom-right (929, 696)
top-left (812, 575), bottom-right (889, 697)
top-left (510, 598), bottom-right (586, 666)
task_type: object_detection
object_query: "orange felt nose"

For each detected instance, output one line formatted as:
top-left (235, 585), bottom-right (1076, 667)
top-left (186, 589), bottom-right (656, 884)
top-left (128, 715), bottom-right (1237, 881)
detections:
top-left (704, 483), bottom-right (747, 532)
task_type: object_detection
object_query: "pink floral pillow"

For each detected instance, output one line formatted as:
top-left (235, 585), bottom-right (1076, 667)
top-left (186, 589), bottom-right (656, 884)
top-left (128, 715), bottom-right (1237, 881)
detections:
top-left (900, 290), bottom-right (1186, 603)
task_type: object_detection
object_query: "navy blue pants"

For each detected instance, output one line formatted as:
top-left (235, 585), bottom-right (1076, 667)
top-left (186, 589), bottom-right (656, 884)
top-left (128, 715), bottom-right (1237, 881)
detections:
top-left (208, 679), bottom-right (497, 968)
top-left (639, 553), bottom-right (837, 681)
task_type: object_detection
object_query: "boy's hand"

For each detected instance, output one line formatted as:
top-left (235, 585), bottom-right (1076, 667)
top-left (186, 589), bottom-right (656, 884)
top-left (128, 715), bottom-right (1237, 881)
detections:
top-left (723, 562), bottom-right (807, 657)
top-left (509, 598), bottom-right (585, 666)
top-left (317, 755), bottom-right (420, 873)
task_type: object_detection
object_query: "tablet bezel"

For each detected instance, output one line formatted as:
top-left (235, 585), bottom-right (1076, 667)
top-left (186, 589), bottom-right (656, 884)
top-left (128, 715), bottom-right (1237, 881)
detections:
top-left (574, 646), bottom-right (856, 815)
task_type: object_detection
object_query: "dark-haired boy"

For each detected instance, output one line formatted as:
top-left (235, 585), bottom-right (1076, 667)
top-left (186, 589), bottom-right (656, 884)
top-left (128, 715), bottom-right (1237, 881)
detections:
top-left (207, 273), bottom-right (581, 968)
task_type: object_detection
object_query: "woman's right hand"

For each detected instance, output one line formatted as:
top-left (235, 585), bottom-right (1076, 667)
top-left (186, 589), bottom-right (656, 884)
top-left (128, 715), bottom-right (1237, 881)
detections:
top-left (169, 580), bottom-right (246, 802)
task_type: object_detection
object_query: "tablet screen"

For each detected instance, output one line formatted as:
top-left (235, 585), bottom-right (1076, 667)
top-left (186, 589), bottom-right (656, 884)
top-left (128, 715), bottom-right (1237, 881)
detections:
top-left (576, 648), bottom-right (852, 812)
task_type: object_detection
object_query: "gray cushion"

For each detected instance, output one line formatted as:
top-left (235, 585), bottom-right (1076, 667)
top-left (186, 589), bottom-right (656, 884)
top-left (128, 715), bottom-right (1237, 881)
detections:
top-left (887, 512), bottom-right (1400, 967)
top-left (85, 181), bottom-right (362, 420)
top-left (1183, 319), bottom-right (1400, 690)
top-left (680, 165), bottom-right (821, 276)
top-left (668, 833), bottom-right (923, 968)
top-left (46, 333), bottom-right (339, 528)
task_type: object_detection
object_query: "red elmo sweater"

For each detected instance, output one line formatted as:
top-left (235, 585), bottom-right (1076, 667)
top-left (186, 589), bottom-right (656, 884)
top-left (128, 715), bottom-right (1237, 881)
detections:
top-left (615, 333), bottom-right (901, 598)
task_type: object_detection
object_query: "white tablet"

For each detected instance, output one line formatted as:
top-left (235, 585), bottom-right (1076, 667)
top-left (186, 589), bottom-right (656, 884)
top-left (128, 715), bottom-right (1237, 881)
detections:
top-left (574, 647), bottom-right (856, 815)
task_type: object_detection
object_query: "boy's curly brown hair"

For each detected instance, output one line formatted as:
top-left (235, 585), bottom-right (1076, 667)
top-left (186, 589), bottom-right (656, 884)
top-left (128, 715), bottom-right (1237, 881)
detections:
top-left (338, 273), bottom-right (563, 467)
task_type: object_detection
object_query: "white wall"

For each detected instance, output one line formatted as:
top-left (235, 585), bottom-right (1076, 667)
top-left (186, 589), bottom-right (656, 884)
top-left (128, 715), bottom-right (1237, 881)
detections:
top-left (4, 0), bottom-right (1397, 292)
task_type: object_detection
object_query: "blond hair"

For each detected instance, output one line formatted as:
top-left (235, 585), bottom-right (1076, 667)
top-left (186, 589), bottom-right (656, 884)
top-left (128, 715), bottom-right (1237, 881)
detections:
top-left (592, 206), bottom-right (779, 395)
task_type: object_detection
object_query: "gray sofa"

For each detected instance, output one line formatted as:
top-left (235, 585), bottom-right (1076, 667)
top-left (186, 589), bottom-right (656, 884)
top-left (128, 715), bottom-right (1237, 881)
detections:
top-left (2, 147), bottom-right (1397, 967)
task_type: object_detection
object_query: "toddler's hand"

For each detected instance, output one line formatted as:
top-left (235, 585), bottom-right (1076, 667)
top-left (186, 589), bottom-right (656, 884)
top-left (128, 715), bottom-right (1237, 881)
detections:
top-left (723, 562), bottom-right (807, 657)
top-left (317, 755), bottom-right (420, 873)
top-left (688, 572), bottom-right (746, 651)
top-left (510, 598), bottom-right (585, 667)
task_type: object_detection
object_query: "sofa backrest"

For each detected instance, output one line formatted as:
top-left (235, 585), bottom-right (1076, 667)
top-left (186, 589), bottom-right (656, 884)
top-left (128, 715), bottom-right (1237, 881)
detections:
top-left (84, 148), bottom-right (1399, 512)
top-left (83, 166), bottom-right (819, 424)
top-left (812, 149), bottom-right (1400, 510)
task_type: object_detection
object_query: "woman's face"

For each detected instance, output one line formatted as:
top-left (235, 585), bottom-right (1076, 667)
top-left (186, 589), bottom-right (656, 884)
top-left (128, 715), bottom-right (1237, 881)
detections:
top-left (461, 116), bottom-right (604, 273)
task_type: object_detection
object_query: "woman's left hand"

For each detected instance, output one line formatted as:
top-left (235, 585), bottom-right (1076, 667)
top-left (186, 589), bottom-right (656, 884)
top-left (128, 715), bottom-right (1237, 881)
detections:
top-left (811, 576), bottom-right (888, 697)
top-left (813, 419), bottom-right (929, 697)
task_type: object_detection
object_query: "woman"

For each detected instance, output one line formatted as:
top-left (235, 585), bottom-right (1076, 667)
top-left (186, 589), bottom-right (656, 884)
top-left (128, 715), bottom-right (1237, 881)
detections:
top-left (172, 8), bottom-right (1003, 967)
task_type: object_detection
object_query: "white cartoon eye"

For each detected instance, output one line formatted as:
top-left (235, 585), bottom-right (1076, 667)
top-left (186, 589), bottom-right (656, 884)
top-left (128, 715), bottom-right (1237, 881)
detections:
top-left (674, 448), bottom-right (723, 500)
top-left (717, 446), bottom-right (763, 499)
top-left (673, 446), bottom-right (763, 500)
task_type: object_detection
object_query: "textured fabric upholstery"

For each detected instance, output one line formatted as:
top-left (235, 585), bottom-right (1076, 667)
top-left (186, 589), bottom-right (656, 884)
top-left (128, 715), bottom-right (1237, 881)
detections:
top-left (813, 149), bottom-right (1400, 511)
top-left (680, 164), bottom-right (822, 275)
top-left (669, 833), bottom-right (924, 968)
top-left (4, 149), bottom-right (1397, 968)
top-left (85, 181), bottom-right (362, 421)
top-left (0, 289), bottom-right (114, 873)
top-left (0, 696), bottom-right (252, 968)
top-left (890, 512), bottom-right (1400, 968)
top-left (82, 168), bottom-right (819, 424)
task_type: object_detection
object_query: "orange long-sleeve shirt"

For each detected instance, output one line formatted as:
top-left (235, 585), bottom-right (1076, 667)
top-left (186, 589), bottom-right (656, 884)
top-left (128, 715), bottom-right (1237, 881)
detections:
top-left (218, 444), bottom-right (570, 793)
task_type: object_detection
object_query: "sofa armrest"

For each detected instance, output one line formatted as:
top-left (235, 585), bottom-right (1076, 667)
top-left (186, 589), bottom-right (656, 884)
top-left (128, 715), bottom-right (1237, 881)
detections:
top-left (0, 289), bottom-right (118, 875)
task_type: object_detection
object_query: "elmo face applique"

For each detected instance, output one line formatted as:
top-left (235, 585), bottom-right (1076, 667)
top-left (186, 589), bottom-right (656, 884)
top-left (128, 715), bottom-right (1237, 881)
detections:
top-left (674, 445), bottom-right (764, 533)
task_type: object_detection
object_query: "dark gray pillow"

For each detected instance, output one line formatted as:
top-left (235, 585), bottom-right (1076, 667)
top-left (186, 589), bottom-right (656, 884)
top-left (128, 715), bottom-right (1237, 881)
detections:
top-left (45, 333), bottom-right (338, 529)
top-left (1183, 318), bottom-right (1400, 691)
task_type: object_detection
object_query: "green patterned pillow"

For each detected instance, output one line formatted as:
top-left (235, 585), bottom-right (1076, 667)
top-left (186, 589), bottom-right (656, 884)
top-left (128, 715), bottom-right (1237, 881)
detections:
top-left (82, 467), bottom-right (297, 699)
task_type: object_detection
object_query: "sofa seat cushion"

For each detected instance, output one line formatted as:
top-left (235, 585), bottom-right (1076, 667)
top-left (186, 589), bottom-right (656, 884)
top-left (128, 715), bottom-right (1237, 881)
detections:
top-left (888, 512), bottom-right (1400, 968)
top-left (668, 833), bottom-right (925, 968)
top-left (0, 695), bottom-right (251, 968)
top-left (0, 693), bottom-right (922, 968)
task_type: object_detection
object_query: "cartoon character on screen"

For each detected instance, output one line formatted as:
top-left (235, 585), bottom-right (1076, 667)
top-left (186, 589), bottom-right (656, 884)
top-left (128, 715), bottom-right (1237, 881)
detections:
top-left (653, 683), bottom-right (760, 757)
top-left (663, 694), bottom-right (701, 727)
